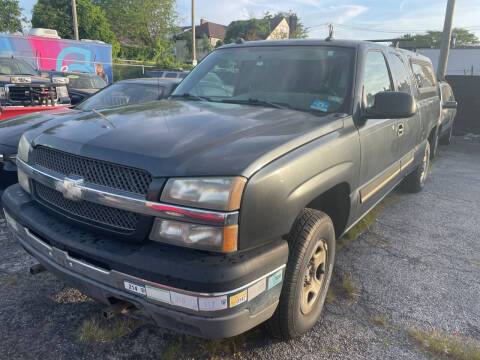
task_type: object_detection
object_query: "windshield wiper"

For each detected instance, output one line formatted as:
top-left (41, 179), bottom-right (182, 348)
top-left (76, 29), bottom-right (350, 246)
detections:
top-left (220, 98), bottom-right (291, 110)
top-left (170, 93), bottom-right (212, 102)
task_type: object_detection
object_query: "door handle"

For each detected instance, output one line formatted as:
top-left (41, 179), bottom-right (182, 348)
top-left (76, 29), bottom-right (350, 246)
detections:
top-left (397, 123), bottom-right (404, 137)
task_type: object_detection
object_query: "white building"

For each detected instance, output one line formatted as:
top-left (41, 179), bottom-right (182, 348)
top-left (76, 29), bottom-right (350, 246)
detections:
top-left (417, 47), bottom-right (480, 76)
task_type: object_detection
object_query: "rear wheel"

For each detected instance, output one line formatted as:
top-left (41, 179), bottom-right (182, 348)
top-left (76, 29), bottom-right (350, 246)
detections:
top-left (439, 125), bottom-right (453, 145)
top-left (403, 141), bottom-right (430, 193)
top-left (430, 129), bottom-right (439, 159)
top-left (267, 209), bottom-right (336, 339)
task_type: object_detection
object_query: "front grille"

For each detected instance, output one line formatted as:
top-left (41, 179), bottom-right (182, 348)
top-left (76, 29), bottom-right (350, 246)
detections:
top-left (8, 85), bottom-right (57, 103)
top-left (33, 146), bottom-right (152, 196)
top-left (35, 182), bottom-right (139, 232)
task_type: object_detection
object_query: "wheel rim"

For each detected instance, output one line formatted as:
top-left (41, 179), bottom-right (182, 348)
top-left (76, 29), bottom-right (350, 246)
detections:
top-left (301, 239), bottom-right (328, 315)
top-left (420, 143), bottom-right (430, 184)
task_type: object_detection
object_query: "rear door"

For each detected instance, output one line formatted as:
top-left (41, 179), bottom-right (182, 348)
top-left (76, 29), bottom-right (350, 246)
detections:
top-left (357, 50), bottom-right (401, 210)
top-left (387, 51), bottom-right (421, 172)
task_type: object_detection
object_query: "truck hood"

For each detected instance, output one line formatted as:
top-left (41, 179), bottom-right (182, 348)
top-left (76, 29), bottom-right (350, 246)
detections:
top-left (27, 100), bottom-right (345, 178)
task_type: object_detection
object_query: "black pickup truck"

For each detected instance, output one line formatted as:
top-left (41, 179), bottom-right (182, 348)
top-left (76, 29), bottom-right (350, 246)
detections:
top-left (2, 39), bottom-right (440, 339)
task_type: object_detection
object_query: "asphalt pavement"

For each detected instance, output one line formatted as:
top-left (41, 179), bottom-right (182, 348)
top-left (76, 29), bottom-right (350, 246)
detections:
top-left (0, 137), bottom-right (479, 360)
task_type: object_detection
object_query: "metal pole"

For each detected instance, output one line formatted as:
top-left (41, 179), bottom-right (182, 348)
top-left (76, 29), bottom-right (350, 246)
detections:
top-left (437, 0), bottom-right (456, 81)
top-left (71, 0), bottom-right (79, 41)
top-left (192, 0), bottom-right (197, 66)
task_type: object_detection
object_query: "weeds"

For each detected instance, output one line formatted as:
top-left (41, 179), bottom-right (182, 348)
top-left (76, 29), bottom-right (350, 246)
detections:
top-left (341, 275), bottom-right (359, 299)
top-left (374, 316), bottom-right (388, 328)
top-left (78, 315), bottom-right (144, 343)
top-left (410, 328), bottom-right (480, 360)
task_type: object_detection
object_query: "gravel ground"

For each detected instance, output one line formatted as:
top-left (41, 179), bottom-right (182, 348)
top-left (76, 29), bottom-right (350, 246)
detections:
top-left (0, 137), bottom-right (479, 360)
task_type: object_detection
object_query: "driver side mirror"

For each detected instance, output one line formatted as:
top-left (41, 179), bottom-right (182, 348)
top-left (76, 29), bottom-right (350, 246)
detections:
top-left (443, 101), bottom-right (457, 109)
top-left (366, 91), bottom-right (417, 119)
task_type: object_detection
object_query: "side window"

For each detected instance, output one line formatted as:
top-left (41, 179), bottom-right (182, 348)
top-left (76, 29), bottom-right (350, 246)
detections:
top-left (364, 51), bottom-right (393, 107)
top-left (411, 61), bottom-right (435, 89)
top-left (388, 53), bottom-right (412, 94)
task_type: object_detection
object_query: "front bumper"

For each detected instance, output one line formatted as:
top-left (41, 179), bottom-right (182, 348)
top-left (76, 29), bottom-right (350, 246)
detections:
top-left (2, 185), bottom-right (288, 338)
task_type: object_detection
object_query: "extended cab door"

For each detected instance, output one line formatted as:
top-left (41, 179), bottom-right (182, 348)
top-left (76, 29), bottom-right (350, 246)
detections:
top-left (357, 50), bottom-right (401, 210)
top-left (386, 51), bottom-right (421, 172)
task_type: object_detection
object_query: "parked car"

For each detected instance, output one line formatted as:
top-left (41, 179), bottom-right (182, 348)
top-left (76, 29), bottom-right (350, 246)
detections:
top-left (47, 71), bottom-right (107, 105)
top-left (0, 77), bottom-right (181, 199)
top-left (0, 56), bottom-right (70, 120)
top-left (438, 81), bottom-right (457, 145)
top-left (2, 40), bottom-right (440, 340)
top-left (145, 70), bottom-right (189, 79)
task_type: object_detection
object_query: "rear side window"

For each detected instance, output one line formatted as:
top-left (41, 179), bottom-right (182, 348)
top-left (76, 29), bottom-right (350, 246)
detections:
top-left (165, 72), bottom-right (178, 78)
top-left (364, 51), bottom-right (393, 107)
top-left (411, 61), bottom-right (435, 88)
top-left (388, 53), bottom-right (412, 94)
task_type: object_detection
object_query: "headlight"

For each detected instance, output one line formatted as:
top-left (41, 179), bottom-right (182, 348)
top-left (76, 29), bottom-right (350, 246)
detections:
top-left (18, 134), bottom-right (31, 163)
top-left (18, 168), bottom-right (31, 194)
top-left (56, 85), bottom-right (69, 98)
top-left (0, 87), bottom-right (6, 99)
top-left (150, 219), bottom-right (238, 252)
top-left (160, 177), bottom-right (247, 211)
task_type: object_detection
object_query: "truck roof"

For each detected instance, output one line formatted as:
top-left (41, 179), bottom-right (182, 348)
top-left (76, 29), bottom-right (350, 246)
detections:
top-left (219, 38), bottom-right (433, 64)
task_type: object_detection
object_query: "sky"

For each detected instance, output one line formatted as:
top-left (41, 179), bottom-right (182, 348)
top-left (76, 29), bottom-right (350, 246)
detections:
top-left (19, 0), bottom-right (480, 40)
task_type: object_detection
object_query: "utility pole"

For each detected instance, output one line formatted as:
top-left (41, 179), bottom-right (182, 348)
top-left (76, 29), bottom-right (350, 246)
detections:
top-left (71, 0), bottom-right (79, 41)
top-left (437, 0), bottom-right (456, 81)
top-left (192, 0), bottom-right (197, 66)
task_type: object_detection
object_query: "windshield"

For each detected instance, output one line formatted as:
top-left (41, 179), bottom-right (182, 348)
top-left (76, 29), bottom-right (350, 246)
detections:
top-left (172, 46), bottom-right (355, 114)
top-left (0, 58), bottom-right (38, 76)
top-left (76, 82), bottom-right (167, 111)
top-left (66, 74), bottom-right (107, 89)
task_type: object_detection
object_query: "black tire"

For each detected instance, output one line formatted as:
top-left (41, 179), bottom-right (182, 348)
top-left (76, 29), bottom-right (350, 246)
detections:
top-left (439, 125), bottom-right (453, 145)
top-left (266, 209), bottom-right (336, 339)
top-left (403, 141), bottom-right (430, 193)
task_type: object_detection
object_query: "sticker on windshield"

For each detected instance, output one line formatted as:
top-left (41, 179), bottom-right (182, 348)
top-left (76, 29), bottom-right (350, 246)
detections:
top-left (310, 100), bottom-right (330, 112)
top-left (67, 75), bottom-right (79, 78)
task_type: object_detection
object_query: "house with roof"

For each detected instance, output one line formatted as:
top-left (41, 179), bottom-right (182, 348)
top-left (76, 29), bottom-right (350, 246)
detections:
top-left (175, 19), bottom-right (227, 63)
top-left (175, 16), bottom-right (297, 63)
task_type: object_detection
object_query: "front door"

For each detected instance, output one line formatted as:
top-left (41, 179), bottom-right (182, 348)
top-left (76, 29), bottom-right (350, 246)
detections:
top-left (357, 50), bottom-right (401, 211)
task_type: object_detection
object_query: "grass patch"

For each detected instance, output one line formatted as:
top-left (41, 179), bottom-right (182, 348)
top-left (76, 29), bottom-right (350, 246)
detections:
top-left (339, 194), bottom-right (399, 248)
top-left (342, 275), bottom-right (359, 299)
top-left (162, 340), bottom-right (184, 360)
top-left (468, 260), bottom-right (480, 266)
top-left (198, 333), bottom-right (249, 358)
top-left (374, 316), bottom-right (388, 328)
top-left (78, 315), bottom-right (145, 343)
top-left (410, 328), bottom-right (480, 360)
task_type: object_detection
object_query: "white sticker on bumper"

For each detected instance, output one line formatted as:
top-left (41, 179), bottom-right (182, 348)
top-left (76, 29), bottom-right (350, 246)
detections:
top-left (248, 278), bottom-right (266, 301)
top-left (170, 291), bottom-right (199, 311)
top-left (146, 285), bottom-right (171, 304)
top-left (198, 296), bottom-right (228, 311)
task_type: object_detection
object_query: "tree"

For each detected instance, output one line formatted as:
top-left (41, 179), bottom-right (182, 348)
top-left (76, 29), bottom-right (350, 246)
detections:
top-left (224, 11), bottom-right (308, 44)
top-left (400, 28), bottom-right (479, 48)
top-left (31, 0), bottom-right (119, 56)
top-left (93, 0), bottom-right (178, 61)
top-left (0, 0), bottom-right (26, 33)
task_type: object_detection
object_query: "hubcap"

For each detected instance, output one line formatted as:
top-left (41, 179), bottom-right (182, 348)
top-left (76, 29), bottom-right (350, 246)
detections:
top-left (420, 143), bottom-right (430, 184)
top-left (301, 239), bottom-right (328, 315)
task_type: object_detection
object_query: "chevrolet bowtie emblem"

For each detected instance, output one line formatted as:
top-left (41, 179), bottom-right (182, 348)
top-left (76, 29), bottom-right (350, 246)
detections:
top-left (55, 176), bottom-right (84, 201)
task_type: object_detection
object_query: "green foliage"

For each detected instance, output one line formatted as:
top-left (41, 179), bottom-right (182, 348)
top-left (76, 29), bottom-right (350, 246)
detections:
top-left (31, 0), bottom-right (119, 56)
top-left (225, 18), bottom-right (271, 43)
top-left (224, 11), bottom-right (307, 44)
top-left (400, 28), bottom-right (479, 48)
top-left (93, 0), bottom-right (178, 62)
top-left (0, 0), bottom-right (26, 33)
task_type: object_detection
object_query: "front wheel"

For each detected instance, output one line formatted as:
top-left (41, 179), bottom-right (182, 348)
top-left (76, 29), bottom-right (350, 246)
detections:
top-left (403, 141), bottom-right (430, 193)
top-left (267, 209), bottom-right (336, 339)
